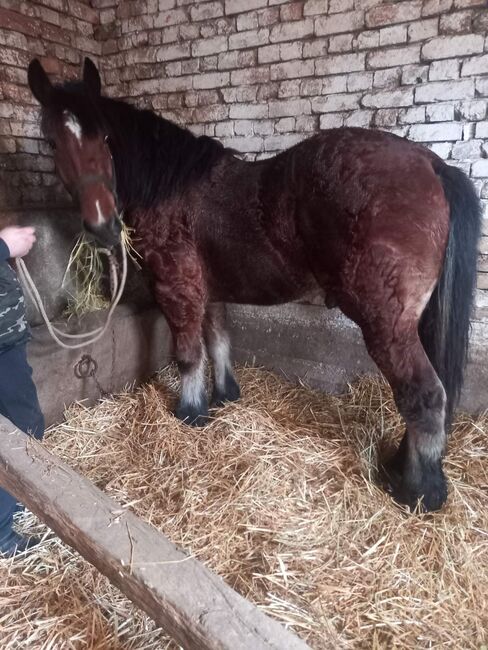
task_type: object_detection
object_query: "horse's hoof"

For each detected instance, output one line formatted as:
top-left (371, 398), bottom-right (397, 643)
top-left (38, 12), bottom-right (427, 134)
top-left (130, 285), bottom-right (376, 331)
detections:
top-left (390, 481), bottom-right (448, 513)
top-left (381, 455), bottom-right (448, 513)
top-left (211, 372), bottom-right (241, 408)
top-left (175, 402), bottom-right (209, 427)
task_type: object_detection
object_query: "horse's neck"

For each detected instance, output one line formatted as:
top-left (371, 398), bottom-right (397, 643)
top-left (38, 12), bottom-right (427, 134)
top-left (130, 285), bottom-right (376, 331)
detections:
top-left (106, 103), bottom-right (227, 211)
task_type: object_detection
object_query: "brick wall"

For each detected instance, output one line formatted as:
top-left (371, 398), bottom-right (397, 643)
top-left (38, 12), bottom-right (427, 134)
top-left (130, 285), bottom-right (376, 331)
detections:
top-left (0, 0), bottom-right (99, 208)
top-left (1, 0), bottom-right (487, 321)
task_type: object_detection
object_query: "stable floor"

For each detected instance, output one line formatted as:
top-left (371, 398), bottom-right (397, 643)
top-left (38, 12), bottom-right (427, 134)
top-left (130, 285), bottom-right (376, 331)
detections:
top-left (0, 366), bottom-right (487, 649)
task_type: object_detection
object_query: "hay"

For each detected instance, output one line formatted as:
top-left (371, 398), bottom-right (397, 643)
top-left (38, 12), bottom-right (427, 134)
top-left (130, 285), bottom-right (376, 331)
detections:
top-left (62, 234), bottom-right (111, 318)
top-left (63, 223), bottom-right (140, 318)
top-left (0, 366), bottom-right (487, 649)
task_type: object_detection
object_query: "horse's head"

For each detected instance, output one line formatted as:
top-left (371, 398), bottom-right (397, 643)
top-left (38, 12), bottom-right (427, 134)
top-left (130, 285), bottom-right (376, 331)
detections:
top-left (28, 57), bottom-right (121, 248)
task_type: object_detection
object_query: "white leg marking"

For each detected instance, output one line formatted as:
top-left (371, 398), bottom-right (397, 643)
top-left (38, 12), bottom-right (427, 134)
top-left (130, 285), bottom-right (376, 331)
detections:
top-left (415, 382), bottom-right (447, 461)
top-left (181, 351), bottom-right (206, 407)
top-left (208, 332), bottom-right (231, 391)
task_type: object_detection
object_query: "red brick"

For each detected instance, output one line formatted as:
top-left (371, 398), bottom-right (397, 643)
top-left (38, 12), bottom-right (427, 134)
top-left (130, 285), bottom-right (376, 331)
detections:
top-left (42, 21), bottom-right (72, 45)
top-left (366, 1), bottom-right (422, 27)
top-left (0, 8), bottom-right (39, 37)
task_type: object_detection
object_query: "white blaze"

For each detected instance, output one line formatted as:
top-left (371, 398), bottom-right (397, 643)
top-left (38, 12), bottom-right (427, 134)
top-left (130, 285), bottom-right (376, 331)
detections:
top-left (95, 200), bottom-right (105, 226)
top-left (64, 113), bottom-right (82, 143)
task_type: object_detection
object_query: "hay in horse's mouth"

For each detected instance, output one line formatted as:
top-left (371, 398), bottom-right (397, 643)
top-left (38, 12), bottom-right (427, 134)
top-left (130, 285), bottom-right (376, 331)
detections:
top-left (62, 222), bottom-right (140, 318)
top-left (62, 234), bottom-right (110, 318)
top-left (1, 366), bottom-right (487, 649)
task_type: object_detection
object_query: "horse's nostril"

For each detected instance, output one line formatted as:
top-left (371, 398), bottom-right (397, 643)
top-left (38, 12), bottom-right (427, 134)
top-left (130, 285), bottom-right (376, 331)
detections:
top-left (112, 217), bottom-right (122, 236)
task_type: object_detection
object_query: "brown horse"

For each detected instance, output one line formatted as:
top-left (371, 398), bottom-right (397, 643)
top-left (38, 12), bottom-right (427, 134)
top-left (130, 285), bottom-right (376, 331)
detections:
top-left (28, 58), bottom-right (480, 512)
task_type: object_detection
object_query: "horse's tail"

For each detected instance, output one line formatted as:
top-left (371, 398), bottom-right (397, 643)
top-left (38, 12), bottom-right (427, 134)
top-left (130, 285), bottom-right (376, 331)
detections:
top-left (419, 163), bottom-right (481, 429)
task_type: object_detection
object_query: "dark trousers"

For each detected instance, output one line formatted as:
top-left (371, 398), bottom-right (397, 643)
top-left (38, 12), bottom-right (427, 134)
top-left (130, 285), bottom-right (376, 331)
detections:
top-left (0, 344), bottom-right (44, 533)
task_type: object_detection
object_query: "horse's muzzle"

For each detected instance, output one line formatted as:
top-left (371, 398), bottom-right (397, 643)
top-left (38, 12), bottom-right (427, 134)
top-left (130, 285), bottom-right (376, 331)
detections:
top-left (84, 215), bottom-right (122, 249)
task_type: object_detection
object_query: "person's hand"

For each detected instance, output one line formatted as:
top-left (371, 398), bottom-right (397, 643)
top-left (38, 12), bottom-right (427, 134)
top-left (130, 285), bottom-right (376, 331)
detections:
top-left (0, 226), bottom-right (37, 258)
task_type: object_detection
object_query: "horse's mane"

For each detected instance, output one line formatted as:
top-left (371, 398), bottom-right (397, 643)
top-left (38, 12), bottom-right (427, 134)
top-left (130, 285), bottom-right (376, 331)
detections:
top-left (101, 96), bottom-right (230, 210)
top-left (47, 82), bottom-right (230, 210)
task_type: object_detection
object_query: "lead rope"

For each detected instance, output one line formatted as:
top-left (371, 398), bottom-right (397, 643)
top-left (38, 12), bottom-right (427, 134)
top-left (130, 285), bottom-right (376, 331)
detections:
top-left (16, 241), bottom-right (127, 350)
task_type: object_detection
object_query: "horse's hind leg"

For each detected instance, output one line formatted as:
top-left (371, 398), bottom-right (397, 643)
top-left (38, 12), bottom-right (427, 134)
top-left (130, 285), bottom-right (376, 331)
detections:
top-left (337, 249), bottom-right (447, 511)
top-left (204, 303), bottom-right (240, 407)
top-left (373, 331), bottom-right (447, 512)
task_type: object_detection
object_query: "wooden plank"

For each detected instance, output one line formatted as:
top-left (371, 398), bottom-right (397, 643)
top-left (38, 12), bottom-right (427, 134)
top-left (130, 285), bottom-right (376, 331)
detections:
top-left (0, 416), bottom-right (310, 650)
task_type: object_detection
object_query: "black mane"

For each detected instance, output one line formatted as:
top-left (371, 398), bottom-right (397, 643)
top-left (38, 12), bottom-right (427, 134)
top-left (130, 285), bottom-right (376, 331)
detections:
top-left (100, 96), bottom-right (230, 210)
top-left (46, 83), bottom-right (230, 210)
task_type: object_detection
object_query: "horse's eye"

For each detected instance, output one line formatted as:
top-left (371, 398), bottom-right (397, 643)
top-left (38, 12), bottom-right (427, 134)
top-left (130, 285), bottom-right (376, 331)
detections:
top-left (47, 139), bottom-right (56, 150)
top-left (104, 134), bottom-right (110, 144)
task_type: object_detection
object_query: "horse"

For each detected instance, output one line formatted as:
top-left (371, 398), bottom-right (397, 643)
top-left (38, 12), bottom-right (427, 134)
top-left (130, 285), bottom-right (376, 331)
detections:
top-left (27, 57), bottom-right (481, 512)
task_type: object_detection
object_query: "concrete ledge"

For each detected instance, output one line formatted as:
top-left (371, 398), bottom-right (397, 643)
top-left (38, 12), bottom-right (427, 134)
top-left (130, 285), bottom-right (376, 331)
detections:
top-left (227, 303), bottom-right (488, 415)
top-left (25, 300), bottom-right (487, 425)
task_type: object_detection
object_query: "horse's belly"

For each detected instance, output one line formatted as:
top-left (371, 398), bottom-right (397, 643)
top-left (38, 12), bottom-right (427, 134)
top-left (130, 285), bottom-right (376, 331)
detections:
top-left (205, 246), bottom-right (314, 306)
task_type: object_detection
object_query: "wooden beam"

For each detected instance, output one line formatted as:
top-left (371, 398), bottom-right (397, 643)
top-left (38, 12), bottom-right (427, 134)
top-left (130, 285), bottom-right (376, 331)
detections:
top-left (0, 416), bottom-right (310, 650)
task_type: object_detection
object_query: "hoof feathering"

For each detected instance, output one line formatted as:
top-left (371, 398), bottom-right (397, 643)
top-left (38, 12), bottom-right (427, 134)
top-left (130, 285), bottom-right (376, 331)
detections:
top-left (211, 371), bottom-right (241, 408)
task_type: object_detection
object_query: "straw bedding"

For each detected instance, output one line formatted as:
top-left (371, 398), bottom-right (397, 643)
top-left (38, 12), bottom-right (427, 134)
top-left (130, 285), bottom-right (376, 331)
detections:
top-left (0, 365), bottom-right (486, 649)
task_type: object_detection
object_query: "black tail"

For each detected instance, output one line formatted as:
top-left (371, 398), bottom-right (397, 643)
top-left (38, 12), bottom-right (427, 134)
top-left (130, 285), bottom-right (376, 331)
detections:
top-left (419, 163), bottom-right (481, 429)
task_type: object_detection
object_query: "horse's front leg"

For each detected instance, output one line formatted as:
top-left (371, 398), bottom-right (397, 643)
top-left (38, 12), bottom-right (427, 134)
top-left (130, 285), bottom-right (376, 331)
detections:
top-left (204, 303), bottom-right (240, 407)
top-left (152, 264), bottom-right (209, 427)
top-left (173, 328), bottom-right (208, 427)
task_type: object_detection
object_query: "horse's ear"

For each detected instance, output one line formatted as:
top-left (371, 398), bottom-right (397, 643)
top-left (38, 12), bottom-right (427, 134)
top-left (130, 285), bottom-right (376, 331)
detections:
top-left (83, 57), bottom-right (101, 97)
top-left (28, 59), bottom-right (53, 106)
